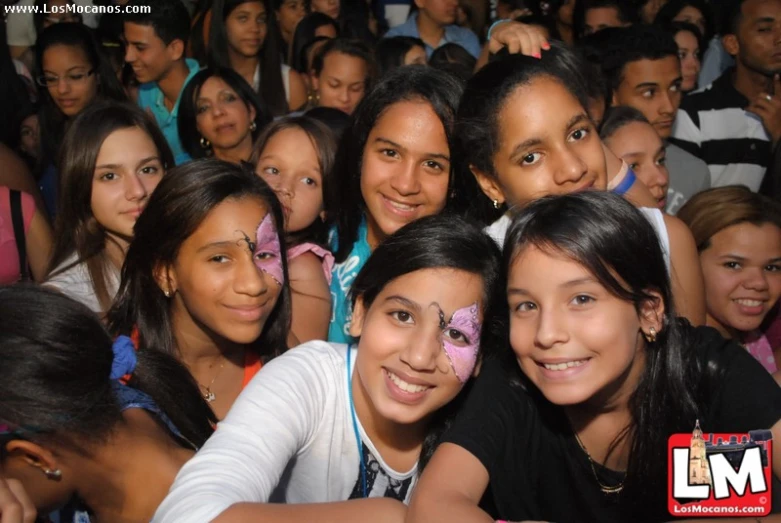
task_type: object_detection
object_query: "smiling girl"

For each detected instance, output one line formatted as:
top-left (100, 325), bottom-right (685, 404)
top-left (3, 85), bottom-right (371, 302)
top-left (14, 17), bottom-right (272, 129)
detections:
top-left (108, 160), bottom-right (291, 420)
top-left (45, 102), bottom-right (172, 314)
top-left (328, 65), bottom-right (470, 343)
top-left (678, 186), bottom-right (781, 376)
top-left (153, 214), bottom-right (503, 523)
top-left (408, 191), bottom-right (781, 523)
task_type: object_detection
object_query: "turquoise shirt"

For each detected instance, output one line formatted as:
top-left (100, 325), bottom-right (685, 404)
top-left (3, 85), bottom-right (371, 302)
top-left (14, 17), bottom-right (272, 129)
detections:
top-left (137, 58), bottom-right (200, 166)
top-left (327, 217), bottom-right (371, 343)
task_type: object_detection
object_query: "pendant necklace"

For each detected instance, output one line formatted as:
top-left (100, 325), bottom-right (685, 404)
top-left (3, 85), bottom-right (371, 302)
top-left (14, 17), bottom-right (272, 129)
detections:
top-left (198, 361), bottom-right (225, 403)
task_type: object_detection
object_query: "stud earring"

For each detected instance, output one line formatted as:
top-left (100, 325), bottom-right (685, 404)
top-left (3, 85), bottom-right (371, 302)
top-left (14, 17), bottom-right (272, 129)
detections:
top-left (200, 137), bottom-right (211, 149)
top-left (645, 327), bottom-right (657, 343)
top-left (164, 289), bottom-right (170, 298)
top-left (493, 199), bottom-right (501, 210)
top-left (43, 468), bottom-right (62, 480)
top-left (250, 121), bottom-right (257, 132)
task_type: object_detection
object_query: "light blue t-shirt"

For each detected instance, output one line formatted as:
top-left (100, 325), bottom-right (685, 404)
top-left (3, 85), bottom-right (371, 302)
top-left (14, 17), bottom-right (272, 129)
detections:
top-left (137, 58), bottom-right (200, 166)
top-left (383, 12), bottom-right (481, 58)
top-left (327, 217), bottom-right (371, 343)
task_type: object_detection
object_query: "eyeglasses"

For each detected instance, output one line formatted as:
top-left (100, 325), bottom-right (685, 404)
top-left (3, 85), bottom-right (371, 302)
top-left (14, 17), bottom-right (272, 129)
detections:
top-left (36, 69), bottom-right (95, 88)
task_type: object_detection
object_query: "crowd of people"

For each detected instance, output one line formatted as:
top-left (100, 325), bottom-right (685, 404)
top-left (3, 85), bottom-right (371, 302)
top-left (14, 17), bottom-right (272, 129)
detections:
top-left (1, 0), bottom-right (781, 521)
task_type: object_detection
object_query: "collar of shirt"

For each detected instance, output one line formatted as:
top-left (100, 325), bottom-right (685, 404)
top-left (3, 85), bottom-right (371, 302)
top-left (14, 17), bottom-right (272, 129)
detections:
top-left (151, 58), bottom-right (201, 121)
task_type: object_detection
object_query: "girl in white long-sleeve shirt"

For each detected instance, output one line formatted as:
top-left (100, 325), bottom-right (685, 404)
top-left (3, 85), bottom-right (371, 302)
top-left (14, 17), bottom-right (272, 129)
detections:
top-left (153, 214), bottom-right (504, 523)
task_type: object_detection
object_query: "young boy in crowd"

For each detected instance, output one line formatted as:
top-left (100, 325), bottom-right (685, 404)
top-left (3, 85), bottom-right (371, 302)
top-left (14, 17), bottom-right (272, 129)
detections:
top-left (124, 0), bottom-right (200, 165)
top-left (599, 24), bottom-right (711, 214)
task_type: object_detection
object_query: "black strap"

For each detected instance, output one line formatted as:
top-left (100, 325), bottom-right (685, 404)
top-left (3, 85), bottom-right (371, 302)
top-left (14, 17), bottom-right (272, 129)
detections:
top-left (9, 189), bottom-right (30, 281)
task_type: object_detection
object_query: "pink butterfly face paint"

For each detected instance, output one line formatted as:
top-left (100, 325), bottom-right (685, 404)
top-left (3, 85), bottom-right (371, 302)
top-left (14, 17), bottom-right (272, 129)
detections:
top-left (441, 302), bottom-right (482, 383)
top-left (254, 213), bottom-right (284, 286)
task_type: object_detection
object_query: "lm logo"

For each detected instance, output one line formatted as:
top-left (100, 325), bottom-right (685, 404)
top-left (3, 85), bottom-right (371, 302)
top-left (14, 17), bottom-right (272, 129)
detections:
top-left (668, 421), bottom-right (773, 517)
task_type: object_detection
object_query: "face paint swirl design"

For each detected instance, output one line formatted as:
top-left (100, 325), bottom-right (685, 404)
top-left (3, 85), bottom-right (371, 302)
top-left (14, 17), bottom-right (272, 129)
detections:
top-left (254, 213), bottom-right (284, 286)
top-left (441, 303), bottom-right (481, 383)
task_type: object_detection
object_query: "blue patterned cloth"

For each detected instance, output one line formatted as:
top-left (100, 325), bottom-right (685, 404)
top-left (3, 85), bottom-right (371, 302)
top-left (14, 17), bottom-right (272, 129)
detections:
top-left (327, 216), bottom-right (372, 343)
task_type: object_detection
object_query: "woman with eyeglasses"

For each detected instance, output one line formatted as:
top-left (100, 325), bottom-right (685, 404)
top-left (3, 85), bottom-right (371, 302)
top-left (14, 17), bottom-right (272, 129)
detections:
top-left (34, 22), bottom-right (126, 218)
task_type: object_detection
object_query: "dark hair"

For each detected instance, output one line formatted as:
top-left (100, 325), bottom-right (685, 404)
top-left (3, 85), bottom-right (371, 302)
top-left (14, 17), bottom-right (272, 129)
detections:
top-left (337, 0), bottom-right (377, 43)
top-left (599, 105), bottom-right (651, 140)
top-left (35, 23), bottom-right (128, 169)
top-left (33, 0), bottom-right (80, 37)
top-left (376, 36), bottom-right (425, 77)
top-left (429, 43), bottom-right (476, 84)
top-left (291, 12), bottom-right (340, 74)
top-left (504, 191), bottom-right (700, 521)
top-left (654, 0), bottom-right (713, 41)
top-left (720, 0), bottom-right (749, 36)
top-left (665, 21), bottom-right (705, 69)
top-left (178, 67), bottom-right (273, 160)
top-left (305, 105), bottom-right (351, 137)
top-left (248, 115), bottom-right (338, 247)
top-left (0, 15), bottom-right (33, 150)
top-left (573, 0), bottom-right (639, 39)
top-left (331, 65), bottom-right (465, 263)
top-left (514, 11), bottom-right (561, 41)
top-left (123, 0), bottom-right (191, 46)
top-left (598, 25), bottom-right (680, 97)
top-left (456, 43), bottom-right (590, 224)
top-left (208, 0), bottom-right (291, 115)
top-left (0, 285), bottom-right (215, 452)
top-left (349, 214), bottom-right (504, 471)
top-left (108, 159), bottom-right (291, 363)
top-left (47, 101), bottom-right (174, 312)
top-left (312, 37), bottom-right (377, 87)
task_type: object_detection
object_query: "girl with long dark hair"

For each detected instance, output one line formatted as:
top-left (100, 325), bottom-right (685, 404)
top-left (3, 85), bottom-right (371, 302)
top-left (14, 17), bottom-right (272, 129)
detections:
top-left (209, 0), bottom-right (308, 115)
top-left (34, 22), bottom-right (127, 217)
top-left (408, 191), bottom-right (781, 523)
top-left (327, 65), bottom-right (468, 343)
top-left (108, 160), bottom-right (292, 420)
top-left (153, 214), bottom-right (504, 522)
top-left (45, 102), bottom-right (173, 314)
top-left (0, 285), bottom-right (214, 522)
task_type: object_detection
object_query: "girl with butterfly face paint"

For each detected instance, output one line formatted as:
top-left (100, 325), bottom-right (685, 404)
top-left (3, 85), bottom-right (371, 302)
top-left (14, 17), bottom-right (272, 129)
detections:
top-left (108, 160), bottom-right (292, 421)
top-left (153, 215), bottom-right (504, 523)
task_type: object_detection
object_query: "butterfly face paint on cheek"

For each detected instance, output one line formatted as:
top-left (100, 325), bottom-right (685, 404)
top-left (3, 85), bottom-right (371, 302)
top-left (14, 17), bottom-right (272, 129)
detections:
top-left (254, 213), bottom-right (284, 286)
top-left (442, 303), bottom-right (481, 383)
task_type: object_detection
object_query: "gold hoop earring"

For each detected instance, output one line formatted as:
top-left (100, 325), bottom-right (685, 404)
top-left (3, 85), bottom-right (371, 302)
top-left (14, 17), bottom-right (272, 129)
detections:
top-left (645, 327), bottom-right (657, 343)
top-left (200, 137), bottom-right (211, 149)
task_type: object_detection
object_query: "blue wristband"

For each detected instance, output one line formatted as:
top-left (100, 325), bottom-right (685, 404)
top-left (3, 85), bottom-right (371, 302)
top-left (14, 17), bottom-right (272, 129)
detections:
top-left (487, 19), bottom-right (510, 40)
top-left (612, 168), bottom-right (637, 196)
